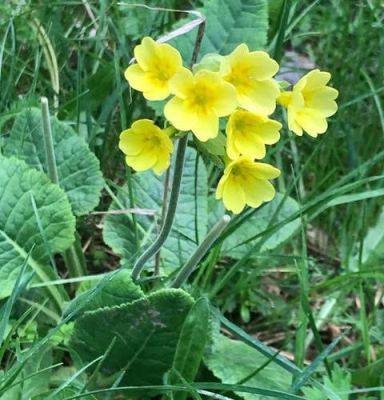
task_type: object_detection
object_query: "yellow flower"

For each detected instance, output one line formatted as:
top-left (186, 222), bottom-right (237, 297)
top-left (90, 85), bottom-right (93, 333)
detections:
top-left (221, 44), bottom-right (280, 116)
top-left (216, 157), bottom-right (280, 214)
top-left (124, 37), bottom-right (183, 100)
top-left (226, 109), bottom-right (281, 160)
top-left (164, 68), bottom-right (237, 141)
top-left (278, 69), bottom-right (338, 137)
top-left (119, 119), bottom-right (173, 175)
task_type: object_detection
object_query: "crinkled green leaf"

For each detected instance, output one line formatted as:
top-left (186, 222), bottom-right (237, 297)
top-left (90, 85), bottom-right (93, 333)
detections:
top-left (210, 193), bottom-right (300, 258)
top-left (205, 334), bottom-right (291, 400)
top-left (170, 0), bottom-right (269, 62)
top-left (3, 107), bottom-right (104, 215)
top-left (0, 156), bottom-right (75, 300)
top-left (70, 289), bottom-right (194, 387)
top-left (103, 148), bottom-right (208, 271)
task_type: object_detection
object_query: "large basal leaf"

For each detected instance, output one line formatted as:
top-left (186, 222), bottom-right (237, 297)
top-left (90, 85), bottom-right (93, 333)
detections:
top-left (210, 193), bottom-right (300, 259)
top-left (0, 157), bottom-right (75, 301)
top-left (3, 107), bottom-right (104, 215)
top-left (103, 148), bottom-right (208, 271)
top-left (70, 289), bottom-right (194, 387)
top-left (205, 334), bottom-right (291, 400)
top-left (170, 0), bottom-right (269, 62)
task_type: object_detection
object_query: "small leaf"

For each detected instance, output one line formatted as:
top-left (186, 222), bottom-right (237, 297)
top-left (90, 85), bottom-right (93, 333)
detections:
top-left (170, 297), bottom-right (210, 400)
top-left (4, 107), bottom-right (104, 215)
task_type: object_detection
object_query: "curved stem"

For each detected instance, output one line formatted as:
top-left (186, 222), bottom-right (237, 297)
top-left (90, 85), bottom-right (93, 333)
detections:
top-left (131, 135), bottom-right (188, 280)
top-left (131, 20), bottom-right (206, 281)
top-left (172, 215), bottom-right (230, 288)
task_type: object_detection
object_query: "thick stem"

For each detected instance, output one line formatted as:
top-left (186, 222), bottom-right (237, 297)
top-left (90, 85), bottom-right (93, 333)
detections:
top-left (172, 215), bottom-right (230, 288)
top-left (41, 97), bottom-right (59, 184)
top-left (131, 135), bottom-right (188, 280)
top-left (131, 20), bottom-right (206, 281)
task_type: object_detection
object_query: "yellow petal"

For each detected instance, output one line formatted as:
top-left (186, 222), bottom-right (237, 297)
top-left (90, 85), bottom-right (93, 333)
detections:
top-left (222, 177), bottom-right (245, 214)
top-left (124, 64), bottom-right (152, 92)
top-left (169, 68), bottom-right (194, 98)
top-left (244, 178), bottom-right (276, 207)
top-left (134, 37), bottom-right (157, 70)
top-left (302, 69), bottom-right (331, 92)
top-left (305, 87), bottom-right (338, 117)
top-left (252, 162), bottom-right (281, 179)
top-left (119, 130), bottom-right (143, 156)
top-left (258, 120), bottom-right (281, 144)
top-left (157, 42), bottom-right (183, 70)
top-left (153, 152), bottom-right (171, 175)
top-left (248, 51), bottom-right (279, 80)
top-left (215, 175), bottom-right (226, 199)
top-left (126, 151), bottom-right (157, 171)
top-left (238, 79), bottom-right (280, 116)
top-left (295, 109), bottom-right (328, 137)
top-left (164, 97), bottom-right (194, 132)
top-left (214, 81), bottom-right (238, 116)
top-left (191, 112), bottom-right (219, 142)
top-left (234, 133), bottom-right (266, 159)
top-left (143, 82), bottom-right (170, 101)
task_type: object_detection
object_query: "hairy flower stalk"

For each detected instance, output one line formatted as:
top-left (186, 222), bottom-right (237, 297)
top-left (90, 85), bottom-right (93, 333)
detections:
top-left (131, 20), bottom-right (206, 281)
top-left (172, 215), bottom-right (231, 288)
top-left (41, 97), bottom-right (86, 280)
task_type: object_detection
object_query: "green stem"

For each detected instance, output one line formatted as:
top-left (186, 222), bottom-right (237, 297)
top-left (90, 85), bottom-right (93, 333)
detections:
top-left (131, 135), bottom-right (188, 280)
top-left (172, 215), bottom-right (230, 288)
top-left (41, 97), bottom-right (86, 278)
top-left (41, 97), bottom-right (59, 184)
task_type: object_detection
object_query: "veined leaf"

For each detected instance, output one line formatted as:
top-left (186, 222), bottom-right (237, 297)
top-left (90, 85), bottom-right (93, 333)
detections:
top-left (3, 107), bottom-right (104, 215)
top-left (103, 148), bottom-right (208, 271)
top-left (170, 0), bottom-right (269, 62)
top-left (0, 157), bottom-right (74, 304)
top-left (70, 289), bottom-right (194, 387)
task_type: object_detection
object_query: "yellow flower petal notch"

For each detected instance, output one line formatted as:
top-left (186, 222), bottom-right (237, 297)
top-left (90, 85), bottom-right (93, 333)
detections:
top-left (216, 157), bottom-right (280, 214)
top-left (124, 37), bottom-right (183, 101)
top-left (226, 110), bottom-right (282, 160)
top-left (119, 119), bottom-right (173, 175)
top-left (278, 69), bottom-right (339, 137)
top-left (221, 44), bottom-right (280, 116)
top-left (164, 68), bottom-right (237, 142)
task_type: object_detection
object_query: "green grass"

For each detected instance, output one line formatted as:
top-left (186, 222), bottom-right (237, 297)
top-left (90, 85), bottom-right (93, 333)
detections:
top-left (1, 0), bottom-right (384, 399)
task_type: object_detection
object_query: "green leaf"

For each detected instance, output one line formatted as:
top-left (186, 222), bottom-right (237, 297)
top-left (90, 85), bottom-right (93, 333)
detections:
top-left (210, 193), bottom-right (300, 258)
top-left (103, 148), bottom-right (208, 271)
top-left (0, 156), bottom-right (75, 302)
top-left (3, 107), bottom-right (104, 215)
top-left (170, 298), bottom-right (210, 400)
top-left (70, 289), bottom-right (194, 387)
top-left (170, 0), bottom-right (269, 62)
top-left (205, 334), bottom-right (291, 400)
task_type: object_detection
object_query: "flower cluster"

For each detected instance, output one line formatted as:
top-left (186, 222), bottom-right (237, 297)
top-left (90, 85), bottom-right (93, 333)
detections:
top-left (120, 36), bottom-right (338, 214)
